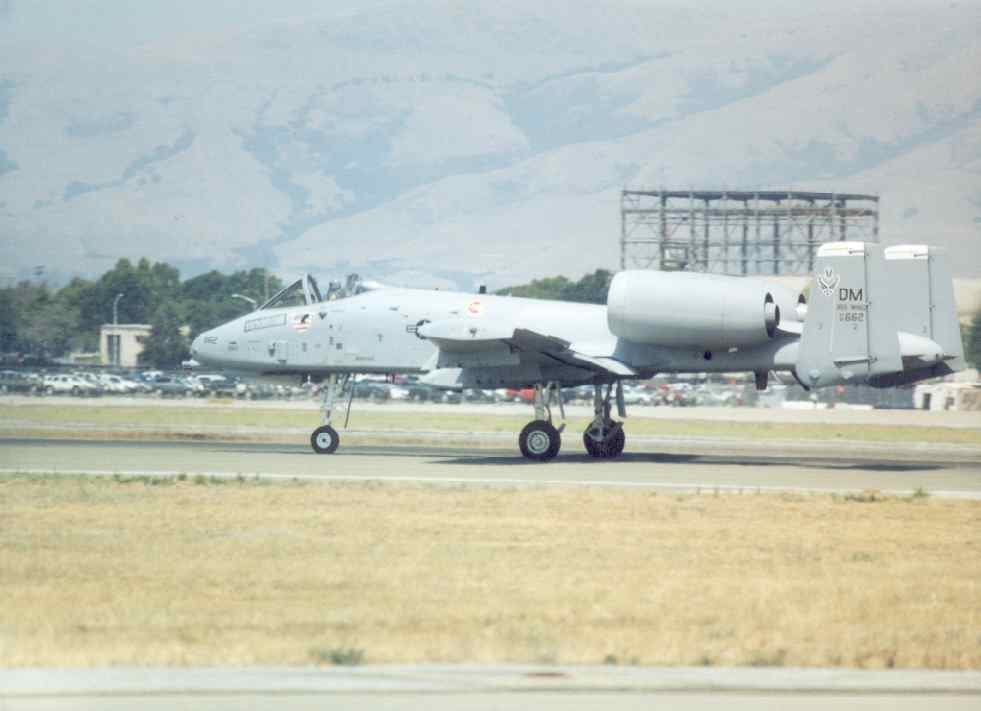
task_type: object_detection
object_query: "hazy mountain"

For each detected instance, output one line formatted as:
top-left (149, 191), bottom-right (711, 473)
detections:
top-left (1, 0), bottom-right (979, 289)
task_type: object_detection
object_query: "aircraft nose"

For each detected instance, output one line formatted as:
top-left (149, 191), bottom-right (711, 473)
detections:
top-left (190, 331), bottom-right (214, 364)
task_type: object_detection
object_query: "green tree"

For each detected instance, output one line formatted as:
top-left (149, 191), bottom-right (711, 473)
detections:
top-left (562, 269), bottom-right (614, 303)
top-left (139, 303), bottom-right (189, 369)
top-left (78, 258), bottom-right (181, 333)
top-left (497, 269), bottom-right (614, 304)
top-left (55, 277), bottom-right (97, 352)
top-left (18, 298), bottom-right (78, 357)
top-left (965, 308), bottom-right (981, 367)
top-left (0, 287), bottom-right (16, 353)
top-left (180, 268), bottom-right (281, 337)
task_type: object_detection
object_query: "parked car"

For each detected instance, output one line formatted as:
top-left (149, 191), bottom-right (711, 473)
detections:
top-left (97, 373), bottom-right (142, 394)
top-left (42, 373), bottom-right (100, 396)
top-left (149, 375), bottom-right (196, 398)
top-left (352, 380), bottom-right (391, 401)
top-left (0, 370), bottom-right (38, 394)
top-left (463, 388), bottom-right (496, 403)
top-left (404, 382), bottom-right (437, 401)
top-left (621, 385), bottom-right (655, 406)
top-left (189, 374), bottom-right (235, 397)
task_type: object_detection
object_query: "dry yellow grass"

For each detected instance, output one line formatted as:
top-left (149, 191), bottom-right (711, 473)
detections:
top-left (0, 476), bottom-right (979, 669)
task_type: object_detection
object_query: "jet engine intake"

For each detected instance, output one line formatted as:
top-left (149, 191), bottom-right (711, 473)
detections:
top-left (607, 270), bottom-right (782, 349)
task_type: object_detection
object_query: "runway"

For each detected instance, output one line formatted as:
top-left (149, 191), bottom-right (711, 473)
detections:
top-left (3, 436), bottom-right (980, 497)
top-left (3, 665), bottom-right (980, 711)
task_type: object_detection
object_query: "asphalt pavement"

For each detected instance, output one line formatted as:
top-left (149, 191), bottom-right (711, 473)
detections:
top-left (2, 436), bottom-right (980, 497)
top-left (4, 665), bottom-right (981, 711)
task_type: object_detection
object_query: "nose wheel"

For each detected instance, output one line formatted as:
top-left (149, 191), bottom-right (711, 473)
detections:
top-left (311, 424), bottom-right (340, 454)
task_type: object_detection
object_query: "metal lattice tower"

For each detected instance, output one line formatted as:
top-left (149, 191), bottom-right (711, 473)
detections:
top-left (620, 190), bottom-right (879, 275)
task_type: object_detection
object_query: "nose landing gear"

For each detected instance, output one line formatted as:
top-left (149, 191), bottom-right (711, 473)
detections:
top-left (310, 374), bottom-right (348, 454)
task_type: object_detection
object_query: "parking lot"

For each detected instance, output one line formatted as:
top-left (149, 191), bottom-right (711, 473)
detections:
top-left (1, 366), bottom-right (759, 406)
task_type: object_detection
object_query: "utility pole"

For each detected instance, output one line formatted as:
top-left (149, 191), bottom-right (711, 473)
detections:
top-left (112, 293), bottom-right (124, 325)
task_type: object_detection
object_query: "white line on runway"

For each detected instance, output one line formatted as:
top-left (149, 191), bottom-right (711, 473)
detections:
top-left (3, 468), bottom-right (979, 499)
top-left (3, 664), bottom-right (981, 696)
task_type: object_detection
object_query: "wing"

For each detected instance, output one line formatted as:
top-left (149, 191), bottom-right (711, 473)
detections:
top-left (417, 319), bottom-right (635, 378)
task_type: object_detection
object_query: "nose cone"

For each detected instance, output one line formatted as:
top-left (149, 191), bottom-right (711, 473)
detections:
top-left (190, 330), bottom-right (215, 365)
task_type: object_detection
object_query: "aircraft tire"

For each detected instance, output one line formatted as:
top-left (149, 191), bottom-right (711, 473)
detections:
top-left (519, 420), bottom-right (561, 461)
top-left (583, 432), bottom-right (605, 458)
top-left (311, 424), bottom-right (340, 454)
top-left (583, 425), bottom-right (625, 459)
top-left (604, 427), bottom-right (626, 458)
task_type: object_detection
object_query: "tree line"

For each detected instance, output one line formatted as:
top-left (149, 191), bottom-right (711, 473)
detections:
top-left (495, 269), bottom-right (614, 304)
top-left (0, 258), bottom-right (281, 368)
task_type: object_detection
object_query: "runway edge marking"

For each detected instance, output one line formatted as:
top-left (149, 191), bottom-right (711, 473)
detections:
top-left (2, 468), bottom-right (979, 500)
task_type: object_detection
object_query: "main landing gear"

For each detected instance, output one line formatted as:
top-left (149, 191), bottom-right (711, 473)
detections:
top-left (311, 374), bottom-right (348, 454)
top-left (518, 381), bottom-right (627, 461)
top-left (583, 383), bottom-right (626, 459)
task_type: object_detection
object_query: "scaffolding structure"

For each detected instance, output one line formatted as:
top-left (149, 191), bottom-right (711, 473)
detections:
top-left (620, 190), bottom-right (879, 276)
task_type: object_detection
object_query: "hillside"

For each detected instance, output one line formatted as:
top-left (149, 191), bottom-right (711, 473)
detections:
top-left (1, 0), bottom-right (979, 288)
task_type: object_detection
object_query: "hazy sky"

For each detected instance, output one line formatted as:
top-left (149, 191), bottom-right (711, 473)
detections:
top-left (1, 1), bottom-right (386, 49)
top-left (1, 0), bottom-right (978, 286)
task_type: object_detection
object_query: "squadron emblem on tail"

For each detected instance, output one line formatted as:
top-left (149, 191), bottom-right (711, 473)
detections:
top-left (817, 267), bottom-right (840, 297)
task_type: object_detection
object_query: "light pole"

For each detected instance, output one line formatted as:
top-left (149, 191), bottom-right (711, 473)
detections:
top-left (112, 293), bottom-right (124, 325)
top-left (231, 293), bottom-right (258, 310)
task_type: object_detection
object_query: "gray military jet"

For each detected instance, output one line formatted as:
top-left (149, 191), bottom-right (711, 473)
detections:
top-left (191, 242), bottom-right (965, 460)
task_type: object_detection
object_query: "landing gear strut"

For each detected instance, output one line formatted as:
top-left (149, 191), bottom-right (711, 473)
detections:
top-left (519, 382), bottom-right (564, 461)
top-left (583, 382), bottom-right (626, 459)
top-left (311, 374), bottom-right (347, 454)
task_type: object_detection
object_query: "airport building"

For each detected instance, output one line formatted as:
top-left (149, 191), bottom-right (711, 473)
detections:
top-left (100, 324), bottom-right (151, 367)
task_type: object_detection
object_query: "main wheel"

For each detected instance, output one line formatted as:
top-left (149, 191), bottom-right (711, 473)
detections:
top-left (584, 431), bottom-right (605, 458)
top-left (311, 424), bottom-right (340, 454)
top-left (519, 420), bottom-right (561, 461)
top-left (604, 426), bottom-right (626, 458)
top-left (583, 424), bottom-right (626, 459)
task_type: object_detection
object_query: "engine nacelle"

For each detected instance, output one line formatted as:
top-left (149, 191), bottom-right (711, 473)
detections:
top-left (607, 270), bottom-right (782, 349)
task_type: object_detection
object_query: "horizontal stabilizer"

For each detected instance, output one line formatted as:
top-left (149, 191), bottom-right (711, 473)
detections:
top-left (776, 320), bottom-right (803, 336)
top-left (897, 332), bottom-right (945, 365)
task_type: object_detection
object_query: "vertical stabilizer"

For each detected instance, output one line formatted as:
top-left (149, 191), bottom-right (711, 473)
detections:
top-left (797, 242), bottom-right (902, 388)
top-left (884, 245), bottom-right (965, 372)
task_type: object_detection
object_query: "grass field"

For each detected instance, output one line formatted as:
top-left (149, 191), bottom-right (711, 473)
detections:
top-left (2, 403), bottom-right (980, 445)
top-left (1, 474), bottom-right (978, 669)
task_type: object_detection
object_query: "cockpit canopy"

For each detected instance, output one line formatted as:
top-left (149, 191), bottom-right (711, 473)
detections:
top-left (260, 274), bottom-right (322, 310)
top-left (258, 273), bottom-right (382, 310)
